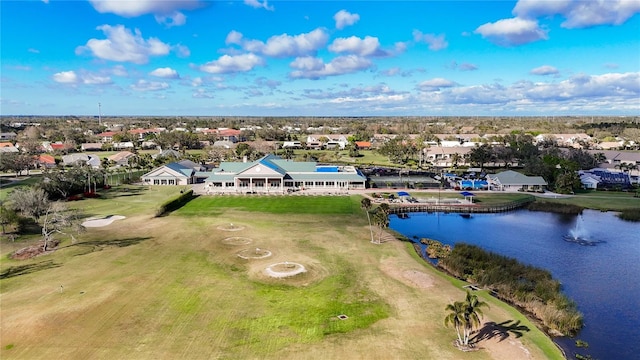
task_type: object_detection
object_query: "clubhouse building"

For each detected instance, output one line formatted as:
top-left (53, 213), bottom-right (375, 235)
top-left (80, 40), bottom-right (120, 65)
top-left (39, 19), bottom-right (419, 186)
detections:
top-left (142, 154), bottom-right (367, 194)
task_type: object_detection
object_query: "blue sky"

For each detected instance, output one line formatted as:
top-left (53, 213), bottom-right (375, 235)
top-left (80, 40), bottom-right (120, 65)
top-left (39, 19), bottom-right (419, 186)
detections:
top-left (1, 0), bottom-right (639, 116)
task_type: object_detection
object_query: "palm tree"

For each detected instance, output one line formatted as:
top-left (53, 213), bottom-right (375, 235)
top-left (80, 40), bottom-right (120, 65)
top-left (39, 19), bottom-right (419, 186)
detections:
top-left (360, 198), bottom-right (374, 243)
top-left (372, 203), bottom-right (389, 244)
top-left (462, 291), bottom-right (489, 345)
top-left (444, 301), bottom-right (467, 346)
top-left (444, 291), bottom-right (489, 347)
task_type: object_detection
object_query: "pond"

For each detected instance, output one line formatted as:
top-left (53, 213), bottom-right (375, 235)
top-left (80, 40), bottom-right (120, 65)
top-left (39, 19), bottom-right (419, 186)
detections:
top-left (389, 209), bottom-right (640, 360)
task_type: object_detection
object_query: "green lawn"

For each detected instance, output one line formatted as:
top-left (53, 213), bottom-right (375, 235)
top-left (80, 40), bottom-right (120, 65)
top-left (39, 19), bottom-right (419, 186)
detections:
top-left (0, 187), bottom-right (564, 359)
top-left (536, 191), bottom-right (640, 211)
top-left (176, 194), bottom-right (362, 216)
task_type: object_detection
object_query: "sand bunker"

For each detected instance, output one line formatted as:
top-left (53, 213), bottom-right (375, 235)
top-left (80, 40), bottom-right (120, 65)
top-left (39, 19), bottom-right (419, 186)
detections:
top-left (82, 215), bottom-right (126, 228)
top-left (217, 223), bottom-right (245, 231)
top-left (237, 248), bottom-right (272, 259)
top-left (222, 237), bottom-right (253, 246)
top-left (264, 262), bottom-right (307, 278)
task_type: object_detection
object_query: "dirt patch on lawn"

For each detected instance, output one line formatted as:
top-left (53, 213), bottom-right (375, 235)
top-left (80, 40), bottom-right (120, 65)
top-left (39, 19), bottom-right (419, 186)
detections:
top-left (379, 258), bottom-right (435, 289)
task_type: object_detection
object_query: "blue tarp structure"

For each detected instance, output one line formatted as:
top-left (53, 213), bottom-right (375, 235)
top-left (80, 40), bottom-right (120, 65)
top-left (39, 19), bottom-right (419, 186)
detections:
top-left (397, 191), bottom-right (411, 197)
top-left (460, 191), bottom-right (475, 203)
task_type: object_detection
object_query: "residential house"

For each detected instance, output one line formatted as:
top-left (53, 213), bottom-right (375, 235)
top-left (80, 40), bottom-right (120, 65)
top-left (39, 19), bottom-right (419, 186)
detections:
top-left (96, 131), bottom-right (119, 143)
top-left (306, 134), bottom-right (350, 150)
top-left (535, 133), bottom-right (593, 148)
top-left (81, 143), bottom-right (103, 151)
top-left (578, 168), bottom-right (632, 189)
top-left (282, 141), bottom-right (303, 149)
top-left (424, 146), bottom-right (472, 167)
top-left (107, 151), bottom-right (136, 167)
top-left (113, 141), bottom-right (135, 150)
top-left (486, 170), bottom-right (547, 191)
top-left (0, 142), bottom-right (19, 153)
top-left (579, 173), bottom-right (600, 190)
top-left (62, 153), bottom-right (101, 168)
top-left (0, 132), bottom-right (17, 141)
top-left (37, 154), bottom-right (57, 168)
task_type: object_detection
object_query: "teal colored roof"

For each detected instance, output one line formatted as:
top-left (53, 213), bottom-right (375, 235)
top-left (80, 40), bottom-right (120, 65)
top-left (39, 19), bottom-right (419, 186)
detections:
top-left (204, 155), bottom-right (366, 183)
top-left (272, 159), bottom-right (317, 172)
top-left (488, 170), bottom-right (547, 186)
top-left (165, 162), bottom-right (195, 176)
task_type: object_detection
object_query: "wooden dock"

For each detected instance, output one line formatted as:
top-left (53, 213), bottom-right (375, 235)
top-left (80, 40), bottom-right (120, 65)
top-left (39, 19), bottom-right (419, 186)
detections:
top-left (388, 197), bottom-right (534, 215)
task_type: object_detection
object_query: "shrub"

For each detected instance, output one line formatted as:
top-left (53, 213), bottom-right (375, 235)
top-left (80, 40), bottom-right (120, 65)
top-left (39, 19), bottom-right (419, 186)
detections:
top-left (618, 208), bottom-right (640, 222)
top-left (155, 189), bottom-right (195, 217)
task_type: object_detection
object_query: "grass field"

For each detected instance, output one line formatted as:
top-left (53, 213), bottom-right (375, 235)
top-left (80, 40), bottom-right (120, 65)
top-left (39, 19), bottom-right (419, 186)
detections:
top-left (537, 191), bottom-right (640, 211)
top-left (0, 188), bottom-right (564, 359)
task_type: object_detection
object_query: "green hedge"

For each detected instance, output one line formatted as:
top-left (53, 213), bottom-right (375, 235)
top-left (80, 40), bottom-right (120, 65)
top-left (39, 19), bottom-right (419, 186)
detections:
top-left (155, 189), bottom-right (195, 217)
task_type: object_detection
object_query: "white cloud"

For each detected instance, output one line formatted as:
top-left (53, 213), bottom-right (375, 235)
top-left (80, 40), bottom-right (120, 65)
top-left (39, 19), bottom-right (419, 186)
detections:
top-left (334, 10), bottom-right (360, 30)
top-left (76, 25), bottom-right (171, 64)
top-left (417, 78), bottom-right (458, 91)
top-left (244, 0), bottom-right (274, 11)
top-left (174, 44), bottom-right (190, 58)
top-left (233, 28), bottom-right (329, 58)
top-left (193, 88), bottom-right (214, 98)
top-left (459, 63), bottom-right (478, 71)
top-left (199, 53), bottom-right (264, 74)
top-left (52, 70), bottom-right (112, 85)
top-left (289, 55), bottom-right (373, 79)
top-left (475, 17), bottom-right (548, 46)
top-left (416, 72), bottom-right (640, 112)
top-left (150, 67), bottom-right (180, 79)
top-left (111, 65), bottom-right (129, 77)
top-left (412, 30), bottom-right (448, 51)
top-left (255, 77), bottom-right (281, 89)
top-left (329, 36), bottom-right (388, 57)
top-left (226, 30), bottom-right (244, 45)
top-left (89, 0), bottom-right (203, 26)
top-left (530, 65), bottom-right (559, 76)
top-left (82, 73), bottom-right (113, 85)
top-left (53, 71), bottom-right (79, 84)
top-left (155, 11), bottom-right (187, 27)
top-left (130, 79), bottom-right (169, 91)
top-left (513, 0), bottom-right (640, 29)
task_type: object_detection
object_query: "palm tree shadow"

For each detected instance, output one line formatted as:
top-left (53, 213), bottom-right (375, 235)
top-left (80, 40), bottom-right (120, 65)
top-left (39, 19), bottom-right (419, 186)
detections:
top-left (471, 319), bottom-right (530, 344)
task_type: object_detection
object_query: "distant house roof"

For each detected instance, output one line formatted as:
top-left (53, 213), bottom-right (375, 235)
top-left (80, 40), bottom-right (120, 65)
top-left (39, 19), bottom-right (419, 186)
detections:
top-left (108, 151), bottom-right (135, 163)
top-left (355, 141), bottom-right (371, 148)
top-left (38, 154), bottom-right (56, 165)
top-left (81, 143), bottom-right (103, 150)
top-left (97, 131), bottom-right (119, 137)
top-left (153, 149), bottom-right (182, 159)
